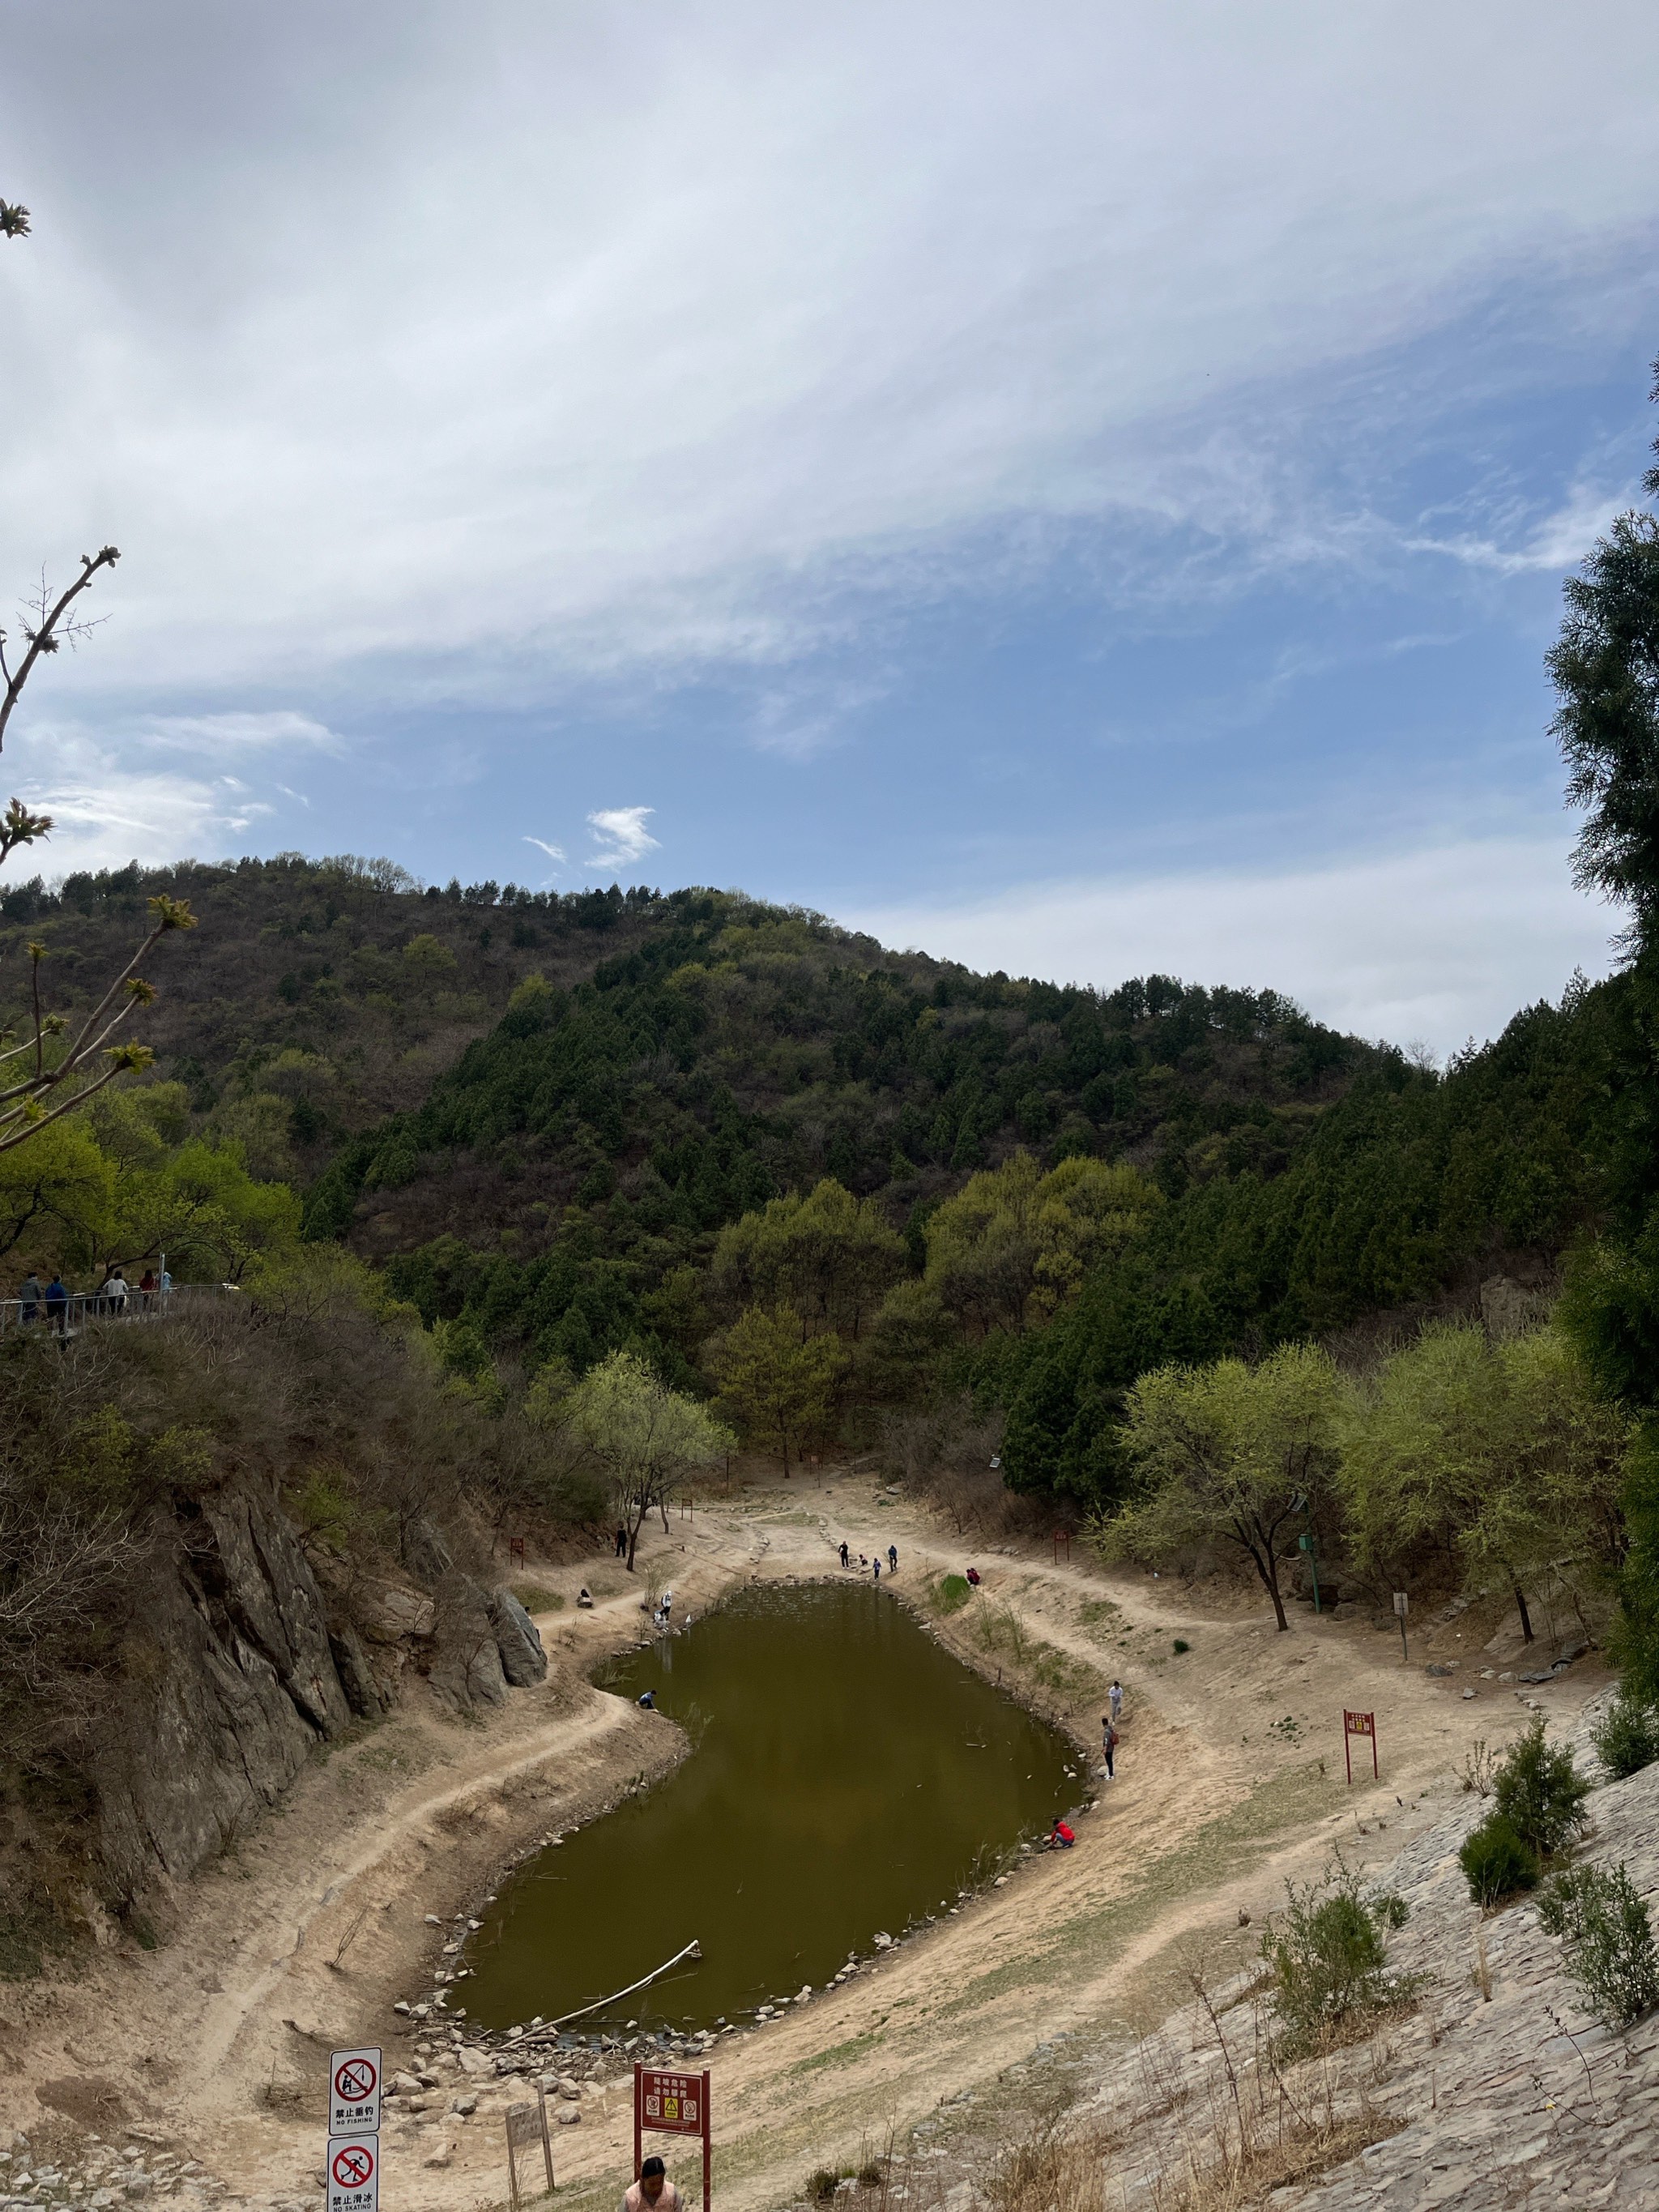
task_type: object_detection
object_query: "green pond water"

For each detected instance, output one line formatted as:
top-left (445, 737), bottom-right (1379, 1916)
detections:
top-left (459, 1580), bottom-right (1081, 2034)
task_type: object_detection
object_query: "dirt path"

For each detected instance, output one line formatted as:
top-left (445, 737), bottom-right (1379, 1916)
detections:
top-left (0, 1471), bottom-right (1607, 2212)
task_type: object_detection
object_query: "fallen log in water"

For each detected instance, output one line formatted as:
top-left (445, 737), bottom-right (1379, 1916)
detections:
top-left (517, 1938), bottom-right (703, 2042)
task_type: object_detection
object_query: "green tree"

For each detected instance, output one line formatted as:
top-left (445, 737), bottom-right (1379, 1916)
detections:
top-left (707, 1305), bottom-right (847, 1471)
top-left (1339, 1324), bottom-right (1627, 1643)
top-left (925, 1150), bottom-right (1161, 1334)
top-left (1550, 505), bottom-right (1659, 943)
top-left (710, 1178), bottom-right (903, 1340)
top-left (563, 1350), bottom-right (731, 1570)
top-left (1097, 1343), bottom-right (1340, 1630)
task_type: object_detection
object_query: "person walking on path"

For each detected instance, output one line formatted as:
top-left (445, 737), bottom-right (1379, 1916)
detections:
top-left (838, 1540), bottom-right (850, 1569)
top-left (1109, 1678), bottom-right (1123, 1725)
top-left (1101, 1716), bottom-right (1118, 1782)
top-left (622, 2158), bottom-right (682, 2212)
top-left (19, 1270), bottom-right (41, 1323)
top-left (615, 1525), bottom-right (629, 1559)
top-left (872, 1556), bottom-right (881, 1582)
top-left (887, 1544), bottom-right (898, 1574)
top-left (45, 1274), bottom-right (68, 1334)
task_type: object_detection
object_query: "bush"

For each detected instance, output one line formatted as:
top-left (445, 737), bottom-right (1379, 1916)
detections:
top-left (1172, 1638), bottom-right (1190, 1655)
top-left (1260, 1859), bottom-right (1418, 2056)
top-left (1494, 1719), bottom-right (1591, 1858)
top-left (934, 1573), bottom-right (971, 1615)
top-left (1459, 1813), bottom-right (1541, 1907)
top-left (1538, 1864), bottom-right (1659, 2026)
top-left (1592, 1692), bottom-right (1659, 1780)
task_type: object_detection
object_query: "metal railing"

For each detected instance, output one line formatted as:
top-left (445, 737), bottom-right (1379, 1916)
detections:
top-left (0, 1282), bottom-right (237, 1339)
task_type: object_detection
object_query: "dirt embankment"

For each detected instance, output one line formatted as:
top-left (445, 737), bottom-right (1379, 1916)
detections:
top-left (0, 1473), bottom-right (1609, 2212)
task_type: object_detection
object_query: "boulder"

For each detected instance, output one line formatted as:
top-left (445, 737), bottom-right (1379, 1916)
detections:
top-left (488, 1589), bottom-right (548, 1686)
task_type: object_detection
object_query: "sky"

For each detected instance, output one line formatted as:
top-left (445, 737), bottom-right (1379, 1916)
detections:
top-left (2, 2), bottom-right (1657, 1055)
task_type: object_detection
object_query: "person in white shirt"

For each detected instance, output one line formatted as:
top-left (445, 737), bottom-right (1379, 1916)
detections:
top-left (621, 2158), bottom-right (682, 2212)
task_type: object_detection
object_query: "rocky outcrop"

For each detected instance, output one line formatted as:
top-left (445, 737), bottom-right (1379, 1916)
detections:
top-left (83, 1480), bottom-right (538, 1909)
top-left (488, 1587), bottom-right (548, 1686)
top-left (94, 1481), bottom-right (355, 1904)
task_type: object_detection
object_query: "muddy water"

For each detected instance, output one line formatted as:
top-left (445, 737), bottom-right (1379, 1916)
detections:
top-left (461, 1580), bottom-right (1080, 2033)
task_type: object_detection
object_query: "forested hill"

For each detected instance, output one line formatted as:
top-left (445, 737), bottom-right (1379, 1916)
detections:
top-left (0, 856), bottom-right (714, 1180)
top-left (1, 856), bottom-right (1623, 1508)
top-left (292, 893), bottom-right (1611, 1438)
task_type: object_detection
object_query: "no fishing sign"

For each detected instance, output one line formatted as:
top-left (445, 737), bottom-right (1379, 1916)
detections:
top-left (329, 2045), bottom-right (381, 2212)
top-left (330, 2048), bottom-right (382, 2136)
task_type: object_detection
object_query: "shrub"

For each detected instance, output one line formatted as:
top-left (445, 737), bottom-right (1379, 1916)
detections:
top-left (1172, 1638), bottom-right (1190, 1655)
top-left (1538, 1864), bottom-right (1659, 2026)
top-left (1592, 1692), bottom-right (1659, 1781)
top-left (1459, 1813), bottom-right (1541, 1907)
top-left (934, 1573), bottom-right (971, 1615)
top-left (1494, 1719), bottom-right (1591, 1858)
top-left (805, 2171), bottom-right (841, 2203)
top-left (1260, 1858), bottom-right (1418, 2056)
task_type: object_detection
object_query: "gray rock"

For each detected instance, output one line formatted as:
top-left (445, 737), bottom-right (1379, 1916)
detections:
top-left (488, 1589), bottom-right (548, 1687)
top-left (92, 1475), bottom-right (356, 1902)
top-left (402, 1517), bottom-right (455, 1584)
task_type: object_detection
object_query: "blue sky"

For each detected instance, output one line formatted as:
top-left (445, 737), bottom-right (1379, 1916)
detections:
top-left (2, 1), bottom-right (1657, 1051)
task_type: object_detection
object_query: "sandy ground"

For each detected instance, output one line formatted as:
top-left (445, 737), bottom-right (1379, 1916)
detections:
top-left (0, 1470), bottom-right (1610, 2212)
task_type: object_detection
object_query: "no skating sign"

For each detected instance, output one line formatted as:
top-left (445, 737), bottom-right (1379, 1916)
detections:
top-left (327, 2137), bottom-right (378, 2212)
top-left (330, 2048), bottom-right (382, 2137)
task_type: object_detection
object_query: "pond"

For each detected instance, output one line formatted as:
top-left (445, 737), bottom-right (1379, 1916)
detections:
top-left (458, 1580), bottom-right (1081, 2034)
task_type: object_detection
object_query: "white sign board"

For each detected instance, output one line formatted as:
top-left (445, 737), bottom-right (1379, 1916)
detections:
top-left (330, 2049), bottom-right (382, 2137)
top-left (327, 2136), bottom-right (379, 2212)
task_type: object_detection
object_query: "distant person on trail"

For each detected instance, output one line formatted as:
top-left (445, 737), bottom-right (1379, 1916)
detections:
top-left (966, 1567), bottom-right (981, 1587)
top-left (102, 1266), bottom-right (129, 1314)
top-left (19, 1271), bottom-right (41, 1322)
top-left (615, 1526), bottom-right (629, 1558)
top-left (838, 1541), bottom-right (850, 1569)
top-left (622, 2157), bottom-right (682, 2212)
top-left (139, 1267), bottom-right (157, 1309)
top-left (888, 1545), bottom-right (898, 1574)
top-left (1047, 1817), bottom-right (1076, 1850)
top-left (45, 1275), bottom-right (68, 1333)
top-left (1101, 1718), bottom-right (1118, 1783)
top-left (1109, 1679), bottom-right (1123, 1724)
top-left (577, 1586), bottom-right (594, 1608)
top-left (872, 1557), bottom-right (881, 1582)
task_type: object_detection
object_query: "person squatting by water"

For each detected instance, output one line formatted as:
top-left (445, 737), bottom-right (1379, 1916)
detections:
top-left (623, 2158), bottom-right (683, 2212)
top-left (1047, 1817), bottom-right (1076, 1849)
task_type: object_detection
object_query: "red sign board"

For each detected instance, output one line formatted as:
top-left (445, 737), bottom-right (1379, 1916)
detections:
top-left (1344, 1709), bottom-right (1378, 1783)
top-left (636, 2064), bottom-right (712, 2210)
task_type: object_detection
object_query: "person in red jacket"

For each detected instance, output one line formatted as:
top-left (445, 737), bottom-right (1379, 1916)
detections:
top-left (1047, 1817), bottom-right (1076, 1849)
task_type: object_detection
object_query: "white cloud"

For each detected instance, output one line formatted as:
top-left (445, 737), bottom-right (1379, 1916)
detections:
top-left (586, 806), bottom-right (659, 870)
top-left (133, 710), bottom-right (344, 755)
top-left (0, 1), bottom-right (1653, 708)
top-left (843, 837), bottom-right (1617, 1057)
top-left (522, 835), bottom-right (566, 864)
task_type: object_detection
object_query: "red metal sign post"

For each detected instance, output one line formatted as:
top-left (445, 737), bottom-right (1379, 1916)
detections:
top-left (1343, 1709), bottom-right (1378, 1784)
top-left (634, 2065), bottom-right (711, 2212)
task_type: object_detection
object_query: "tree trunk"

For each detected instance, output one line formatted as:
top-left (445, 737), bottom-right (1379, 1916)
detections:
top-left (1513, 1581), bottom-right (1534, 1643)
top-left (1264, 1556), bottom-right (1290, 1633)
top-left (625, 1502), bottom-right (646, 1572)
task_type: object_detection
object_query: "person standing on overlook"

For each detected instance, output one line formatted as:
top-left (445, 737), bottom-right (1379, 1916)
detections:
top-left (621, 2157), bottom-right (682, 2212)
top-left (18, 1270), bottom-right (41, 1322)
